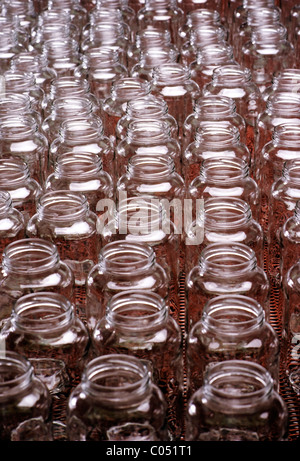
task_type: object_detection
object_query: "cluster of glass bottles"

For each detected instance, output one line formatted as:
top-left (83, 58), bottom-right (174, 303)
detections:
top-left (0, 0), bottom-right (299, 442)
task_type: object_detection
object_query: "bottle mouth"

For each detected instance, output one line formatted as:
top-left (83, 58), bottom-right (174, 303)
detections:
top-left (196, 43), bottom-right (234, 64)
top-left (267, 92), bottom-right (300, 114)
top-left (194, 95), bottom-right (236, 117)
top-left (12, 292), bottom-right (74, 334)
top-left (0, 190), bottom-right (13, 215)
top-left (55, 151), bottom-right (103, 178)
top-left (111, 77), bottom-right (152, 102)
top-left (204, 360), bottom-right (273, 410)
top-left (52, 96), bottom-right (94, 117)
top-left (0, 157), bottom-right (30, 186)
top-left (37, 190), bottom-right (89, 223)
top-left (199, 242), bottom-right (257, 274)
top-left (251, 24), bottom-right (287, 44)
top-left (127, 119), bottom-right (171, 143)
top-left (200, 157), bottom-right (249, 182)
top-left (0, 351), bottom-right (33, 399)
top-left (126, 94), bottom-right (168, 119)
top-left (0, 114), bottom-right (37, 139)
top-left (106, 290), bottom-right (167, 332)
top-left (127, 154), bottom-right (175, 179)
top-left (195, 123), bottom-right (240, 145)
top-left (152, 62), bottom-right (191, 85)
top-left (83, 354), bottom-right (151, 405)
top-left (201, 294), bottom-right (265, 335)
top-left (99, 241), bottom-right (156, 275)
top-left (212, 64), bottom-right (252, 86)
top-left (282, 159), bottom-right (300, 183)
top-left (59, 116), bottom-right (103, 141)
top-left (202, 197), bottom-right (252, 229)
top-left (49, 75), bottom-right (91, 98)
top-left (273, 123), bottom-right (300, 146)
top-left (2, 238), bottom-right (60, 274)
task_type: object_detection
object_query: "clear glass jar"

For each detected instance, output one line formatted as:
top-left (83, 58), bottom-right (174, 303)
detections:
top-left (186, 294), bottom-right (279, 397)
top-left (48, 116), bottom-right (113, 177)
top-left (66, 354), bottom-right (168, 441)
top-left (42, 37), bottom-right (82, 77)
top-left (116, 94), bottom-right (178, 141)
top-left (0, 26), bottom-right (26, 74)
top-left (185, 197), bottom-right (264, 275)
top-left (131, 47), bottom-right (179, 82)
top-left (137, 0), bottom-right (184, 49)
top-left (88, 1), bottom-right (135, 37)
top-left (115, 119), bottom-right (182, 178)
top-left (183, 123), bottom-right (251, 185)
top-left (188, 157), bottom-right (260, 222)
top-left (0, 157), bottom-right (42, 224)
top-left (185, 360), bottom-right (288, 441)
top-left (99, 196), bottom-right (182, 325)
top-left (76, 47), bottom-right (128, 102)
top-left (0, 351), bottom-right (51, 441)
top-left (92, 290), bottom-right (183, 440)
top-left (150, 63), bottom-right (201, 139)
top-left (240, 24), bottom-right (295, 94)
top-left (45, 151), bottom-right (114, 216)
top-left (30, 20), bottom-right (78, 54)
top-left (281, 200), bottom-right (300, 285)
top-left (40, 0), bottom-right (88, 30)
top-left (82, 9), bottom-right (131, 47)
top-left (2, 292), bottom-right (89, 390)
top-left (0, 114), bottom-right (48, 185)
top-left (186, 242), bottom-right (270, 329)
top-left (0, 191), bottom-right (25, 261)
top-left (189, 43), bottom-right (237, 92)
top-left (183, 94), bottom-right (247, 151)
top-left (268, 159), bottom-right (300, 288)
top-left (9, 50), bottom-right (57, 95)
top-left (26, 191), bottom-right (100, 286)
top-left (86, 241), bottom-right (169, 331)
top-left (282, 260), bottom-right (300, 377)
top-left (262, 68), bottom-right (300, 104)
top-left (178, 7), bottom-right (224, 45)
top-left (101, 76), bottom-right (152, 145)
top-left (3, 70), bottom-right (46, 115)
top-left (0, 92), bottom-right (41, 128)
top-left (0, 238), bottom-right (74, 330)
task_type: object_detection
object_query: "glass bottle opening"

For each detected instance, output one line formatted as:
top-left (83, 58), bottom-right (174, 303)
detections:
top-left (99, 241), bottom-right (156, 275)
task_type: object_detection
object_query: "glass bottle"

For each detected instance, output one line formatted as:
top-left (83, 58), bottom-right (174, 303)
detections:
top-left (66, 354), bottom-right (168, 441)
top-left (188, 157), bottom-right (260, 222)
top-left (0, 351), bottom-right (51, 441)
top-left (183, 123), bottom-right (251, 185)
top-left (83, 5), bottom-right (133, 43)
top-left (86, 240), bottom-right (169, 331)
top-left (131, 47), bottom-right (179, 82)
top-left (92, 290), bottom-right (183, 440)
top-left (1, 292), bottom-right (89, 391)
top-left (45, 151), bottom-right (114, 217)
top-left (116, 94), bottom-right (178, 141)
top-left (150, 62), bottom-right (201, 139)
top-left (42, 37), bottom-right (82, 77)
top-left (262, 68), bottom-right (300, 104)
top-left (186, 294), bottom-right (279, 398)
top-left (0, 238), bottom-right (74, 330)
top-left (0, 92), bottom-right (42, 128)
top-left (0, 191), bottom-right (25, 262)
top-left (189, 43), bottom-right (237, 92)
top-left (30, 21), bottom-right (78, 54)
top-left (186, 242), bottom-right (270, 329)
top-left (240, 24), bottom-right (295, 94)
top-left (26, 190), bottom-right (100, 287)
top-left (185, 197), bottom-right (264, 275)
top-left (178, 7), bottom-right (224, 45)
top-left (0, 157), bottom-right (42, 225)
top-left (0, 26), bottom-right (26, 74)
top-left (101, 76), bottom-right (152, 145)
top-left (115, 119), bottom-right (182, 179)
top-left (178, 1), bottom-right (223, 16)
top-left (185, 360), bottom-right (288, 441)
top-left (268, 159), bottom-right (300, 289)
top-left (183, 94), bottom-right (247, 151)
top-left (281, 201), bottom-right (300, 286)
top-left (48, 116), bottom-right (113, 177)
top-left (76, 47), bottom-right (128, 102)
top-left (99, 196), bottom-right (182, 325)
top-left (203, 64), bottom-right (263, 166)
top-left (137, 0), bottom-right (184, 49)
top-left (41, 0), bottom-right (88, 30)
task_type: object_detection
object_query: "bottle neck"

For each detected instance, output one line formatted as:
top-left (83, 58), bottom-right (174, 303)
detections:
top-left (59, 117), bottom-right (103, 143)
top-left (266, 93), bottom-right (300, 116)
top-left (127, 154), bottom-right (175, 181)
top-left (194, 95), bottom-right (237, 119)
top-left (195, 43), bottom-right (234, 67)
top-left (48, 76), bottom-right (91, 101)
top-left (201, 294), bottom-right (265, 336)
top-left (199, 242), bottom-right (257, 276)
top-left (126, 95), bottom-right (169, 120)
top-left (127, 119), bottom-right (171, 144)
top-left (272, 124), bottom-right (300, 148)
top-left (282, 160), bottom-right (300, 185)
top-left (211, 64), bottom-right (252, 87)
top-left (203, 197), bottom-right (252, 230)
top-left (0, 352), bottom-right (34, 401)
top-left (251, 24), bottom-right (287, 47)
top-left (152, 62), bottom-right (191, 86)
top-left (195, 124), bottom-right (240, 147)
top-left (2, 238), bottom-right (60, 274)
top-left (82, 354), bottom-right (152, 407)
top-left (111, 77), bottom-right (151, 103)
top-left (98, 241), bottom-right (156, 276)
top-left (0, 158), bottom-right (31, 188)
top-left (0, 115), bottom-right (38, 141)
top-left (36, 191), bottom-right (90, 225)
top-left (0, 191), bottom-right (14, 217)
top-left (11, 292), bottom-right (74, 336)
top-left (51, 96), bottom-right (94, 121)
top-left (271, 69), bottom-right (300, 94)
top-left (106, 291), bottom-right (167, 334)
top-left (54, 151), bottom-right (103, 179)
top-left (200, 157), bottom-right (249, 184)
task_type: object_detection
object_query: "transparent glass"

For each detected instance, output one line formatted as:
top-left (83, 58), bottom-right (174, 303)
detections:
top-left (186, 242), bottom-right (270, 329)
top-left (186, 294), bottom-right (279, 397)
top-left (48, 116), bottom-right (113, 177)
top-left (131, 47), bottom-right (179, 82)
top-left (185, 360), bottom-right (288, 441)
top-left (0, 238), bottom-right (74, 330)
top-left (92, 291), bottom-right (183, 440)
top-left (0, 191), bottom-right (25, 262)
top-left (183, 94), bottom-right (247, 151)
top-left (203, 64), bottom-right (263, 165)
top-left (1, 292), bottom-right (89, 390)
top-left (116, 94), bottom-right (178, 141)
top-left (0, 157), bottom-right (42, 224)
top-left (42, 37), bottom-right (82, 77)
top-left (0, 92), bottom-right (42, 128)
top-left (45, 151), bottom-right (114, 216)
top-left (86, 241), bottom-right (169, 331)
top-left (262, 68), bottom-right (300, 103)
top-left (183, 123), bottom-right (251, 185)
top-left (66, 354), bottom-right (168, 441)
top-left (3, 70), bottom-right (45, 115)
top-left (281, 201), bottom-right (300, 285)
top-left (26, 191), bottom-right (100, 286)
top-left (188, 157), bottom-right (260, 223)
top-left (0, 26), bottom-right (26, 74)
top-left (115, 119), bottom-right (182, 178)
top-left (185, 197), bottom-right (264, 275)
top-left (178, 7), bottom-right (224, 45)
top-left (0, 351), bottom-right (51, 441)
